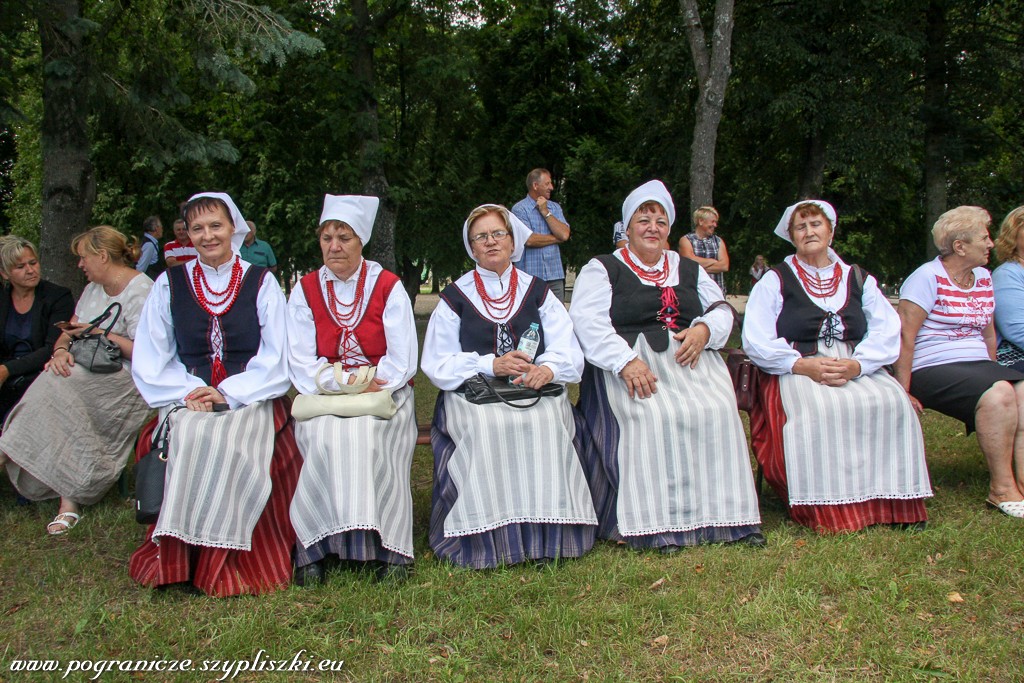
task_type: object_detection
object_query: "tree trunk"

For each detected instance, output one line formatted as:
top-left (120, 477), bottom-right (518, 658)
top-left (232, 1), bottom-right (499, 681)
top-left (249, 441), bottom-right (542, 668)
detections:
top-left (38, 0), bottom-right (93, 297)
top-left (797, 130), bottom-right (826, 199)
top-left (681, 0), bottom-right (735, 215)
top-left (352, 0), bottom-right (398, 276)
top-left (922, 0), bottom-right (948, 260)
top-left (398, 253), bottom-right (422, 308)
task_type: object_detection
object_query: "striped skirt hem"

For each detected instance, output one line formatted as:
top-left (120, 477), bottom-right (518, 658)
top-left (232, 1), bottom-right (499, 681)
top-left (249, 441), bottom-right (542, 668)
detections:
top-left (575, 363), bottom-right (761, 549)
top-left (295, 530), bottom-right (411, 567)
top-left (429, 392), bottom-right (596, 569)
top-left (751, 373), bottom-right (927, 534)
top-left (128, 396), bottom-right (302, 597)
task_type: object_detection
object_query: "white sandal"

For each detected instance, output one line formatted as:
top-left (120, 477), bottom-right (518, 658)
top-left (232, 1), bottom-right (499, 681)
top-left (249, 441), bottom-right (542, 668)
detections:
top-left (47, 512), bottom-right (81, 535)
top-left (986, 499), bottom-right (1024, 519)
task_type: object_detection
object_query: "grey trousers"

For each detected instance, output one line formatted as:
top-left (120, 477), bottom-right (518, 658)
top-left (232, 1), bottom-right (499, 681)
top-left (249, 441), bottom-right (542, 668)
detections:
top-left (546, 279), bottom-right (566, 303)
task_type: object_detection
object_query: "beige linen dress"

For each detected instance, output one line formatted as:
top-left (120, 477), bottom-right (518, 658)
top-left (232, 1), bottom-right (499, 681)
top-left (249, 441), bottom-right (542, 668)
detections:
top-left (0, 274), bottom-right (153, 504)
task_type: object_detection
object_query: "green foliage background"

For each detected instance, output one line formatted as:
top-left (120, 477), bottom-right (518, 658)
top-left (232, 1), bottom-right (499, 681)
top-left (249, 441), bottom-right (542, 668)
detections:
top-left (1, 0), bottom-right (1022, 293)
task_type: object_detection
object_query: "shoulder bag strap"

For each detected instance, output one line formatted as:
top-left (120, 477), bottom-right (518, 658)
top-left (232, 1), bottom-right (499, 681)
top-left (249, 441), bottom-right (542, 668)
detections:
top-left (315, 363), bottom-right (375, 395)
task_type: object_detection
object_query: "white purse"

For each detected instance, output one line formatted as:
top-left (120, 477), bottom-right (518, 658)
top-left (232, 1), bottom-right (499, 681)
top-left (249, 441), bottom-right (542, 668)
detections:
top-left (291, 364), bottom-right (398, 421)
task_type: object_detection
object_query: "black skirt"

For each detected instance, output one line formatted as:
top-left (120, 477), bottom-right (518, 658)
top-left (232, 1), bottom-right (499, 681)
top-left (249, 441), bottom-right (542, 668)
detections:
top-left (910, 360), bottom-right (1024, 432)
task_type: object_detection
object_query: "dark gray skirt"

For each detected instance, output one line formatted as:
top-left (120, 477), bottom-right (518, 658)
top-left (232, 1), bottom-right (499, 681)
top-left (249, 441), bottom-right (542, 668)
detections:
top-left (910, 360), bottom-right (1024, 432)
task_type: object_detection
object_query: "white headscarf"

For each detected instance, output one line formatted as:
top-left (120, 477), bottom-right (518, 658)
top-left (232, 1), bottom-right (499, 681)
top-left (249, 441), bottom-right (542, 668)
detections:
top-left (774, 200), bottom-right (837, 244)
top-left (186, 192), bottom-right (249, 255)
top-left (462, 204), bottom-right (533, 264)
top-left (622, 180), bottom-right (676, 229)
top-left (320, 194), bottom-right (379, 245)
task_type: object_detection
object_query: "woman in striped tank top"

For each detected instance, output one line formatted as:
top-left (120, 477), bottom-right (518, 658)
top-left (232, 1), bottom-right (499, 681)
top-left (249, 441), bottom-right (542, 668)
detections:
top-left (895, 206), bottom-right (1024, 519)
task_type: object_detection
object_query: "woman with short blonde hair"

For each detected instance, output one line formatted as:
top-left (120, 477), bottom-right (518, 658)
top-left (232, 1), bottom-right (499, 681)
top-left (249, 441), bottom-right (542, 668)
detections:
top-left (0, 236), bottom-right (74, 425)
top-left (896, 206), bottom-right (1024, 518)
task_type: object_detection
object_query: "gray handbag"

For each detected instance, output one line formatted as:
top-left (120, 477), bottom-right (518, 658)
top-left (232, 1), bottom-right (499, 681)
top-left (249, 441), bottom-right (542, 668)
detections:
top-left (70, 302), bottom-right (123, 373)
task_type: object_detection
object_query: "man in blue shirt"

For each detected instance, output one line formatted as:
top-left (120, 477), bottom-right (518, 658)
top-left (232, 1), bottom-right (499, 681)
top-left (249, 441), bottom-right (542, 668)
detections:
top-left (511, 168), bottom-right (570, 302)
top-left (136, 215), bottom-right (164, 280)
top-left (240, 220), bottom-right (278, 274)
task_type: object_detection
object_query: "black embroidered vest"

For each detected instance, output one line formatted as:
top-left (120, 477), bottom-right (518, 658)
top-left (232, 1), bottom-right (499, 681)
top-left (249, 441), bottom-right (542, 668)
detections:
top-left (774, 260), bottom-right (868, 357)
top-left (439, 274), bottom-right (548, 357)
top-left (168, 263), bottom-right (267, 384)
top-left (597, 254), bottom-right (704, 352)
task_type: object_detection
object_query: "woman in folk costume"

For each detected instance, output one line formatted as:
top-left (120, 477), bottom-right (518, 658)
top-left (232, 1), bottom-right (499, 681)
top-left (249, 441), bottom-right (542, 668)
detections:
top-left (570, 180), bottom-right (763, 553)
top-left (742, 200), bottom-right (931, 533)
top-left (421, 204), bottom-right (597, 569)
top-left (286, 195), bottom-right (418, 586)
top-left (129, 192), bottom-right (301, 597)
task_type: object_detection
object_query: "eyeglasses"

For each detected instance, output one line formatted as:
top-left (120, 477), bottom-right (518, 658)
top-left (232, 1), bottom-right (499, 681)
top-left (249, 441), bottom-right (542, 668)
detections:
top-left (469, 230), bottom-right (510, 244)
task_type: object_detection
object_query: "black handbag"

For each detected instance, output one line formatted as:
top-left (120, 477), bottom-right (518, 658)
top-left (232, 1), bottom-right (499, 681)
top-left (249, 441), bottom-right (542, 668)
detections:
top-left (134, 406), bottom-right (185, 524)
top-left (460, 372), bottom-right (563, 409)
top-left (69, 302), bottom-right (123, 373)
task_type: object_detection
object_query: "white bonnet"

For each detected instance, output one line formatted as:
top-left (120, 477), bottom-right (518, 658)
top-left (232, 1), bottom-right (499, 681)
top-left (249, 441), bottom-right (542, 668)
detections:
top-left (622, 180), bottom-right (676, 228)
top-left (462, 204), bottom-right (533, 264)
top-left (186, 192), bottom-right (249, 255)
top-left (774, 200), bottom-right (837, 244)
top-left (320, 194), bottom-right (379, 245)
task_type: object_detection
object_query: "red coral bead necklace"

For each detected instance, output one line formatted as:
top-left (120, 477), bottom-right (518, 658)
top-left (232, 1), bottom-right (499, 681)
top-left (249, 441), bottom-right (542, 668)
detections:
top-left (474, 267), bottom-right (518, 320)
top-left (192, 256), bottom-right (244, 314)
top-left (326, 260), bottom-right (368, 327)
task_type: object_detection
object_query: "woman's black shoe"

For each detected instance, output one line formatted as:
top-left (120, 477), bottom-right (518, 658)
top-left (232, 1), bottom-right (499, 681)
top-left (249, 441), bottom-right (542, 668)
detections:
top-left (294, 560), bottom-right (325, 588)
top-left (739, 532), bottom-right (767, 547)
top-left (374, 563), bottom-right (409, 585)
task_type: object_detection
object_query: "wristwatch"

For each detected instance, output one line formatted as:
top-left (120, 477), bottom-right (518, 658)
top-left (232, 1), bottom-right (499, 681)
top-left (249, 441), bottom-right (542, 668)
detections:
top-left (543, 212), bottom-right (552, 219)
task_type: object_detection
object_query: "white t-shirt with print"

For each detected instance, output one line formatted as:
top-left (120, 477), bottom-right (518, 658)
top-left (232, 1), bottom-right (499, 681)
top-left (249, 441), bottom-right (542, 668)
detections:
top-left (899, 257), bottom-right (994, 372)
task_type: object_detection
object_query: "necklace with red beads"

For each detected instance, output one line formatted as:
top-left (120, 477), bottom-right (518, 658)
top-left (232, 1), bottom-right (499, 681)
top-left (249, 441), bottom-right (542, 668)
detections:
top-left (620, 248), bottom-right (669, 287)
top-left (474, 267), bottom-right (518, 321)
top-left (326, 260), bottom-right (368, 328)
top-left (192, 256), bottom-right (244, 314)
top-left (793, 257), bottom-right (842, 298)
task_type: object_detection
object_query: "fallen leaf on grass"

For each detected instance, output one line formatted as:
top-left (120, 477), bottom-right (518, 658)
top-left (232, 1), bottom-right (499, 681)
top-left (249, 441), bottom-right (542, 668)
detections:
top-left (652, 635), bottom-right (669, 646)
top-left (957, 569), bottom-right (967, 574)
top-left (649, 577), bottom-right (666, 590)
top-left (693, 564), bottom-right (705, 574)
top-left (935, 553), bottom-right (943, 560)
top-left (6, 601), bottom-right (27, 615)
top-left (578, 640), bottom-right (588, 647)
top-left (428, 658), bottom-right (439, 665)
top-left (947, 592), bottom-right (965, 603)
top-left (926, 555), bottom-right (934, 564)
top-left (795, 540), bottom-right (807, 548)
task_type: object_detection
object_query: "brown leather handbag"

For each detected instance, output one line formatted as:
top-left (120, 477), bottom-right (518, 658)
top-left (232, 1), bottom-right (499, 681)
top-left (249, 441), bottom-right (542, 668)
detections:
top-left (722, 348), bottom-right (759, 413)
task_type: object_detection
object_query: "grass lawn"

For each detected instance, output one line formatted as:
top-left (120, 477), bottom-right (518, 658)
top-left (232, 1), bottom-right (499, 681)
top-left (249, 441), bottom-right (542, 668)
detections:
top-left (2, 326), bottom-right (1022, 681)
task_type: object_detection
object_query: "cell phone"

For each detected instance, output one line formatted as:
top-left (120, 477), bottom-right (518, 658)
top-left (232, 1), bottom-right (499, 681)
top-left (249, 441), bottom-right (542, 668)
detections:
top-left (54, 321), bottom-right (77, 330)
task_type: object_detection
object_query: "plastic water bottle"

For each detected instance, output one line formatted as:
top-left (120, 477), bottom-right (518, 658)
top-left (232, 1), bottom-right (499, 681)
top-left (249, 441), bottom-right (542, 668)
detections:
top-left (517, 323), bottom-right (541, 361)
top-left (511, 323), bottom-right (541, 384)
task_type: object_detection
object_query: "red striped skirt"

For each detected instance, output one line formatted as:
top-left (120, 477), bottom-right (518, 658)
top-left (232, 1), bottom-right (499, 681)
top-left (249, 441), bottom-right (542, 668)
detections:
top-left (128, 396), bottom-right (302, 597)
top-left (750, 374), bottom-right (927, 534)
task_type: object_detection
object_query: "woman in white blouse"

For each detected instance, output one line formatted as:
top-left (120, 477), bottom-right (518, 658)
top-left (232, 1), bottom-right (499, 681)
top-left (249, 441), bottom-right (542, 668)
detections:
top-left (0, 227), bottom-right (151, 535)
top-left (570, 180), bottom-right (762, 553)
top-left (129, 192), bottom-right (301, 597)
top-left (421, 204), bottom-right (597, 569)
top-left (286, 195), bottom-right (418, 586)
top-left (742, 200), bottom-right (931, 533)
